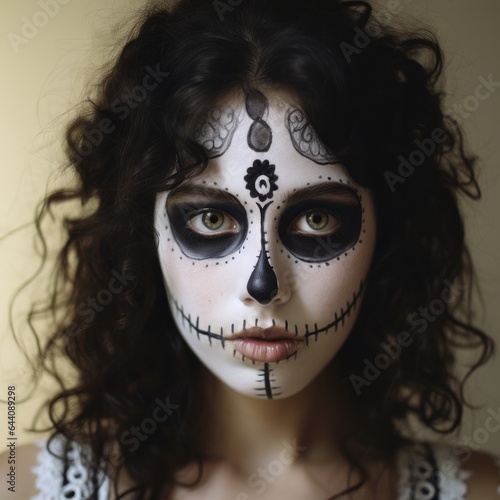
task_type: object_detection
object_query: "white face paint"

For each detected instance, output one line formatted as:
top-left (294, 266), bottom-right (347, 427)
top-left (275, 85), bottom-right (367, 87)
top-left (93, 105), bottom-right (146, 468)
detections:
top-left (154, 92), bottom-right (377, 399)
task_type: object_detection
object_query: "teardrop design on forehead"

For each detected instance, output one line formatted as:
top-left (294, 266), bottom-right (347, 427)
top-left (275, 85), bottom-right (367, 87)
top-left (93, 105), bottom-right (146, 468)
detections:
top-left (193, 105), bottom-right (242, 158)
top-left (285, 107), bottom-right (338, 165)
top-left (246, 89), bottom-right (273, 152)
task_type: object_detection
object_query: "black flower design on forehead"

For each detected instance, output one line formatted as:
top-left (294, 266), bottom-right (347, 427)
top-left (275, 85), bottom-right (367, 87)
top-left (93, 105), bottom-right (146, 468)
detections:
top-left (244, 160), bottom-right (279, 202)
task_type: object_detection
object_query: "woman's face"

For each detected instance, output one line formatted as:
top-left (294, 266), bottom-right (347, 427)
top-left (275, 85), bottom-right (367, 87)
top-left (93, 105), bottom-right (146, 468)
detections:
top-left (154, 91), bottom-right (376, 399)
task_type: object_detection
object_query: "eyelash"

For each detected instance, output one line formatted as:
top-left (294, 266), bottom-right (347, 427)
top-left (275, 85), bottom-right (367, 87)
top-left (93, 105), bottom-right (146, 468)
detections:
top-left (187, 210), bottom-right (239, 235)
top-left (186, 208), bottom-right (341, 236)
top-left (290, 210), bottom-right (340, 235)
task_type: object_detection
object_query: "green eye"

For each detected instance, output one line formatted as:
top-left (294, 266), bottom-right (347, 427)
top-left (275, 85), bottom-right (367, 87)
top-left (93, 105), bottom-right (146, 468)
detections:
top-left (306, 211), bottom-right (329, 230)
top-left (202, 211), bottom-right (224, 230)
top-left (290, 210), bottom-right (340, 235)
top-left (187, 210), bottom-right (238, 235)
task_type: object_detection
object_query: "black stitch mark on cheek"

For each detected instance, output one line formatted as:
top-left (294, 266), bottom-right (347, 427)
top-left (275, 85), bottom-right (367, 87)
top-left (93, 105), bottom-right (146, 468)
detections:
top-left (166, 287), bottom-right (226, 349)
top-left (275, 351), bottom-right (299, 365)
top-left (167, 291), bottom-right (303, 367)
top-left (302, 279), bottom-right (366, 345)
top-left (285, 107), bottom-right (338, 165)
top-left (194, 105), bottom-right (241, 158)
top-left (254, 363), bottom-right (282, 399)
top-left (246, 89), bottom-right (272, 152)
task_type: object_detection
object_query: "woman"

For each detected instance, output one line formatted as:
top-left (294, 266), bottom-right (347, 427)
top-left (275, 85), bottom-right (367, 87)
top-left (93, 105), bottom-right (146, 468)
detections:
top-left (1, 0), bottom-right (499, 498)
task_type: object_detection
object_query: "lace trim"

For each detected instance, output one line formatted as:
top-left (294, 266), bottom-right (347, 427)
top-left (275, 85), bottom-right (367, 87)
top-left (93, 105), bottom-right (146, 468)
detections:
top-left (30, 437), bottom-right (500, 499)
top-left (432, 444), bottom-right (470, 500)
top-left (31, 435), bottom-right (110, 500)
top-left (396, 442), bottom-right (469, 500)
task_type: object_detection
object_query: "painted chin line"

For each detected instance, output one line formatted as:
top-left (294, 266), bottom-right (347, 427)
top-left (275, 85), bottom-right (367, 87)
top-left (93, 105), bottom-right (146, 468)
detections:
top-left (166, 279), bottom-right (366, 365)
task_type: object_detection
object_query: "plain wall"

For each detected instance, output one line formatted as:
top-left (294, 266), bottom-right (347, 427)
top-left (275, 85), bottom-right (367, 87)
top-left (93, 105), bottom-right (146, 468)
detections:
top-left (1, 0), bottom-right (499, 458)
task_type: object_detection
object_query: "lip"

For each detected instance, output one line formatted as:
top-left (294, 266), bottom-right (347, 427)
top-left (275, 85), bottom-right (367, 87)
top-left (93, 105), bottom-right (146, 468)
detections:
top-left (227, 327), bottom-right (302, 362)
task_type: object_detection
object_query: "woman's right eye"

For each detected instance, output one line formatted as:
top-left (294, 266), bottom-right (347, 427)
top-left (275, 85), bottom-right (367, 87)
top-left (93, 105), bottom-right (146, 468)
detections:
top-left (290, 209), bottom-right (341, 235)
top-left (187, 210), bottom-right (239, 235)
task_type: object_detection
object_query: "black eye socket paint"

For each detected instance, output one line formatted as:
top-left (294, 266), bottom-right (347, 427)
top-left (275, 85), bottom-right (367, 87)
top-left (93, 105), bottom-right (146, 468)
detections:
top-left (167, 199), bottom-right (248, 259)
top-left (285, 107), bottom-right (338, 165)
top-left (278, 198), bottom-right (362, 263)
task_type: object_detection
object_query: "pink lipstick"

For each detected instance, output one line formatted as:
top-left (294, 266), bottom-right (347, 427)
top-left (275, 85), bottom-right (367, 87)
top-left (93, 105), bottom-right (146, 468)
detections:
top-left (227, 327), bottom-right (302, 362)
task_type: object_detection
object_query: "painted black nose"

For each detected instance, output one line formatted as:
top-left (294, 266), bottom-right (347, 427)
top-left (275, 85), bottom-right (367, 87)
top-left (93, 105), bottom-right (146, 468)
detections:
top-left (246, 249), bottom-right (278, 304)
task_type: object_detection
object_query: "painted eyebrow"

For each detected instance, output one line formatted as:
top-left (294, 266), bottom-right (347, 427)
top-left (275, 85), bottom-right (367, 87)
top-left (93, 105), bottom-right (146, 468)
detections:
top-left (166, 185), bottom-right (240, 205)
top-left (285, 182), bottom-right (359, 206)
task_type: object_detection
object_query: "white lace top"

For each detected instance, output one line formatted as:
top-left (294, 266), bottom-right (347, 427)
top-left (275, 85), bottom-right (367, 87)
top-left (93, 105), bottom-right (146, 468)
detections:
top-left (31, 436), bottom-right (109, 500)
top-left (31, 436), bottom-right (500, 499)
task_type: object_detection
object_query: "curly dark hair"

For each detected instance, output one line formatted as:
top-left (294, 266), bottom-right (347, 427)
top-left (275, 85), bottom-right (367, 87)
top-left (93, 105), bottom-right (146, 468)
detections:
top-left (21, 0), bottom-right (494, 498)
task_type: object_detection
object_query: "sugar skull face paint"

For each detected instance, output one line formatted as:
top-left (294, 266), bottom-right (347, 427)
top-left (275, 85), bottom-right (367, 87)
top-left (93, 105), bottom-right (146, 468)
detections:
top-left (154, 92), bottom-right (377, 399)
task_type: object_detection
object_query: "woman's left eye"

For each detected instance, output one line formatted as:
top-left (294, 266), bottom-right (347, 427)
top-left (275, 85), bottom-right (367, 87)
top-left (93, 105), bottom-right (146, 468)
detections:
top-left (291, 210), bottom-right (340, 234)
top-left (187, 210), bottom-right (238, 234)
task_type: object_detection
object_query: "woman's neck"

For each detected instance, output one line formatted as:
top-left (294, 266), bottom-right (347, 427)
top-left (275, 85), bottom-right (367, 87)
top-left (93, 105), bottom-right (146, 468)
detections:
top-left (199, 360), bottom-right (358, 473)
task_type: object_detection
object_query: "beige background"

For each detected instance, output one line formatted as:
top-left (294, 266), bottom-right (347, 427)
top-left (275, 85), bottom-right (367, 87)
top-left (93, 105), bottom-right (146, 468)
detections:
top-left (1, 0), bottom-right (499, 457)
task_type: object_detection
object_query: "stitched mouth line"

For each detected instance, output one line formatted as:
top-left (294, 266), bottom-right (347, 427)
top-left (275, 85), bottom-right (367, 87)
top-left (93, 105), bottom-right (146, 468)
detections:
top-left (232, 348), bottom-right (298, 366)
top-left (302, 279), bottom-right (365, 344)
top-left (166, 278), bottom-right (365, 353)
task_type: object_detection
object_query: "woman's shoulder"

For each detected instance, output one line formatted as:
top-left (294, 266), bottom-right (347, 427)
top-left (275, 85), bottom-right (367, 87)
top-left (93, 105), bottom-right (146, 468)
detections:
top-left (2, 436), bottom-right (499, 499)
top-left (462, 447), bottom-right (500, 499)
top-left (0, 435), bottom-right (110, 500)
top-left (396, 439), bottom-right (500, 499)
